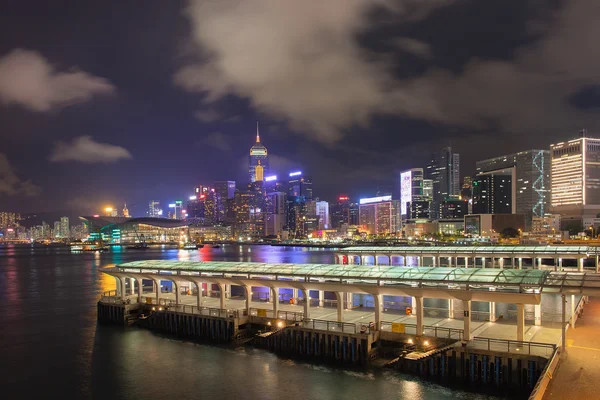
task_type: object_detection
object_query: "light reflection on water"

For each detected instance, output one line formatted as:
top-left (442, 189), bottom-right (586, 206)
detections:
top-left (0, 244), bottom-right (507, 400)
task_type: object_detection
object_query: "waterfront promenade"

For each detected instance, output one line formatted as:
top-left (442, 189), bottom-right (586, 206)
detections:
top-left (545, 296), bottom-right (600, 399)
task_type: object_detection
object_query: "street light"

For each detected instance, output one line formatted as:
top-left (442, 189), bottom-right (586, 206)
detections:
top-left (589, 225), bottom-right (595, 239)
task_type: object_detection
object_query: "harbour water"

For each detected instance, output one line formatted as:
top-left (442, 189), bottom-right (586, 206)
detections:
top-left (1, 244), bottom-right (507, 399)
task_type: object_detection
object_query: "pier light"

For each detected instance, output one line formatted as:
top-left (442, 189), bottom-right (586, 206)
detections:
top-left (277, 321), bottom-right (283, 328)
top-left (424, 341), bottom-right (430, 346)
top-left (407, 338), bottom-right (413, 344)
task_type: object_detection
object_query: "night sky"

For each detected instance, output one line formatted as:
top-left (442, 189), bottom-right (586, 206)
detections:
top-left (1, 0), bottom-right (599, 216)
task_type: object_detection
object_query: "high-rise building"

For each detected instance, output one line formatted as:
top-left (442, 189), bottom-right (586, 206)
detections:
top-left (60, 216), bottom-right (69, 239)
top-left (288, 171), bottom-right (313, 199)
top-left (461, 176), bottom-right (473, 200)
top-left (214, 181), bottom-right (236, 223)
top-left (169, 201), bottom-right (183, 220)
top-left (400, 168), bottom-right (424, 218)
top-left (409, 200), bottom-right (431, 219)
top-left (148, 201), bottom-right (162, 217)
top-left (122, 204), bottom-right (130, 218)
top-left (439, 198), bottom-right (469, 220)
top-left (423, 179), bottom-right (433, 200)
top-left (315, 201), bottom-right (329, 230)
top-left (426, 147), bottom-right (460, 218)
top-left (330, 196), bottom-right (351, 229)
top-left (476, 149), bottom-right (550, 230)
top-left (249, 123), bottom-right (269, 183)
top-left (550, 135), bottom-right (600, 230)
top-left (472, 174), bottom-right (513, 215)
top-left (265, 191), bottom-right (287, 237)
top-left (358, 196), bottom-right (401, 235)
top-left (53, 221), bottom-right (61, 238)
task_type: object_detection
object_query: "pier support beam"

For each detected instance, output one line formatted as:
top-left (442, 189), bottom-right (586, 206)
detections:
top-left (195, 281), bottom-right (202, 308)
top-left (292, 288), bottom-right (299, 303)
top-left (518, 258), bottom-right (523, 269)
top-left (578, 258), bottom-right (584, 272)
top-left (534, 303), bottom-right (542, 326)
top-left (318, 290), bottom-right (324, 307)
top-left (244, 285), bottom-right (251, 315)
top-left (343, 292), bottom-right (352, 309)
top-left (415, 296), bottom-right (424, 336)
top-left (136, 278), bottom-right (143, 303)
top-left (271, 287), bottom-right (279, 317)
top-left (571, 294), bottom-right (576, 328)
top-left (464, 257), bottom-right (469, 267)
top-left (171, 280), bottom-right (179, 305)
top-left (374, 294), bottom-right (382, 331)
top-left (302, 289), bottom-right (310, 319)
top-left (118, 277), bottom-right (126, 300)
top-left (335, 292), bottom-right (343, 322)
top-left (448, 299), bottom-right (454, 319)
top-left (489, 302), bottom-right (496, 322)
top-left (596, 255), bottom-right (599, 273)
top-left (499, 258), bottom-right (504, 269)
top-left (218, 284), bottom-right (225, 309)
top-left (516, 304), bottom-right (525, 342)
top-left (558, 258), bottom-right (563, 271)
top-left (152, 278), bottom-right (160, 303)
top-left (463, 300), bottom-right (471, 341)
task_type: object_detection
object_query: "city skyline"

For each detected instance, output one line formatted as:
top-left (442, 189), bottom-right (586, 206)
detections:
top-left (2, 1), bottom-right (600, 215)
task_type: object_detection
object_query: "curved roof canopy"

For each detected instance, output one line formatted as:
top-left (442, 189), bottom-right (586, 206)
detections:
top-left (339, 245), bottom-right (600, 256)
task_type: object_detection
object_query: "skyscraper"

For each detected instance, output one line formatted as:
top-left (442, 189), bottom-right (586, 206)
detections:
top-left (265, 191), bottom-right (287, 237)
top-left (550, 135), bottom-right (600, 230)
top-left (148, 201), bottom-right (162, 217)
top-left (60, 216), bottom-right (70, 239)
top-left (472, 174), bottom-right (512, 215)
top-left (214, 181), bottom-right (236, 223)
top-left (288, 171), bottom-right (313, 199)
top-left (358, 196), bottom-right (401, 235)
top-left (400, 168), bottom-right (424, 218)
top-left (426, 147), bottom-right (460, 218)
top-left (249, 122), bottom-right (269, 183)
top-left (476, 149), bottom-right (550, 230)
top-left (316, 201), bottom-right (330, 230)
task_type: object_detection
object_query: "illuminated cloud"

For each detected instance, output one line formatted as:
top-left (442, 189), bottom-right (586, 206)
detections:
top-left (174, 0), bottom-right (453, 143)
top-left (49, 136), bottom-right (132, 163)
top-left (0, 153), bottom-right (41, 197)
top-left (196, 131), bottom-right (232, 152)
top-left (194, 109), bottom-right (222, 122)
top-left (0, 49), bottom-right (115, 112)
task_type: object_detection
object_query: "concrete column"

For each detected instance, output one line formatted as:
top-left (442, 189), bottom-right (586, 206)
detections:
top-left (225, 284), bottom-right (231, 298)
top-left (374, 294), bottom-right (382, 331)
top-left (115, 277), bottom-right (122, 297)
top-left (516, 304), bottom-right (525, 342)
top-left (344, 292), bottom-right (352, 309)
top-left (206, 283), bottom-right (212, 297)
top-left (246, 286), bottom-right (253, 314)
top-left (374, 255), bottom-right (378, 266)
top-left (481, 257), bottom-right (486, 268)
top-left (432, 256), bottom-right (437, 267)
top-left (449, 257), bottom-right (453, 267)
top-left (473, 256), bottom-right (477, 267)
top-left (537, 258), bottom-right (542, 269)
top-left (499, 258), bottom-right (504, 269)
top-left (448, 299), bottom-right (454, 319)
top-left (153, 278), bottom-right (160, 303)
top-left (119, 277), bottom-right (126, 300)
top-left (534, 304), bottom-right (542, 326)
top-left (173, 280), bottom-right (179, 305)
top-left (518, 258), bottom-right (523, 269)
top-left (318, 290), bottom-right (324, 307)
top-left (596, 255), bottom-right (599, 273)
top-left (271, 287), bottom-right (279, 317)
top-left (464, 256), bottom-right (469, 267)
top-left (302, 289), bottom-right (310, 318)
top-left (463, 300), bottom-right (471, 341)
top-left (512, 257), bottom-right (516, 268)
top-left (411, 296), bottom-right (417, 310)
top-left (196, 282), bottom-right (202, 308)
top-left (417, 256), bottom-right (421, 266)
top-left (335, 292), bottom-right (343, 322)
top-left (489, 302), bottom-right (496, 322)
top-left (129, 278), bottom-right (135, 296)
top-left (218, 284), bottom-right (225, 309)
top-left (415, 296), bottom-right (424, 336)
top-left (558, 258), bottom-right (563, 271)
top-left (571, 294), bottom-right (576, 328)
top-left (137, 278), bottom-right (143, 303)
top-left (292, 288), bottom-right (299, 303)
top-left (578, 258), bottom-right (584, 272)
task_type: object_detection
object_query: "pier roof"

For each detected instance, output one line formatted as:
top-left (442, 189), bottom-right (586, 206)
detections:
top-left (338, 245), bottom-right (600, 256)
top-left (116, 260), bottom-right (548, 286)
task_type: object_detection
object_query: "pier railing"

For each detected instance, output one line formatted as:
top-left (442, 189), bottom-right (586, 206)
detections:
top-left (300, 318), bottom-right (370, 334)
top-left (159, 303), bottom-right (240, 319)
top-left (471, 337), bottom-right (556, 357)
top-left (249, 308), bottom-right (304, 322)
top-left (380, 321), bottom-right (463, 340)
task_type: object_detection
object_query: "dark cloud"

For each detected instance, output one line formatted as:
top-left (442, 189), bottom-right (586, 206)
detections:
top-left (195, 131), bottom-right (232, 152)
top-left (0, 49), bottom-right (115, 112)
top-left (49, 136), bottom-right (132, 163)
top-left (0, 153), bottom-right (41, 197)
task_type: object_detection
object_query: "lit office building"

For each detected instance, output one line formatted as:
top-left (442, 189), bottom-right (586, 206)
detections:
top-left (60, 216), bottom-right (69, 238)
top-left (249, 123), bottom-right (269, 183)
top-left (439, 198), bottom-right (469, 220)
top-left (551, 136), bottom-right (600, 230)
top-left (409, 200), bottom-right (431, 219)
top-left (265, 191), bottom-right (287, 237)
top-left (288, 171), bottom-right (313, 199)
top-left (316, 201), bottom-right (330, 229)
top-left (168, 201), bottom-right (183, 220)
top-left (476, 149), bottom-right (550, 230)
top-left (358, 196), bottom-right (401, 235)
top-left (148, 201), bottom-right (162, 217)
top-left (423, 179), bottom-right (433, 199)
top-left (472, 174), bottom-right (513, 215)
top-left (426, 147), bottom-right (460, 218)
top-left (330, 196), bottom-right (351, 229)
top-left (400, 168), bottom-right (424, 218)
top-left (214, 181), bottom-right (236, 223)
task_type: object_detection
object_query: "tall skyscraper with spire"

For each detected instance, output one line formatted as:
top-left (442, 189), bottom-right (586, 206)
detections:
top-left (249, 122), bottom-right (269, 183)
